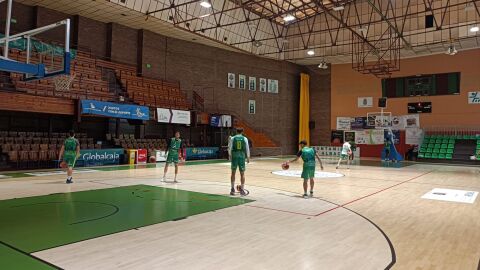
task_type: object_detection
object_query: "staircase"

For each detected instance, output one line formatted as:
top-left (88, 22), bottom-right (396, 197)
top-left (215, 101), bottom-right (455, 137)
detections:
top-left (234, 119), bottom-right (277, 148)
top-left (453, 139), bottom-right (476, 161)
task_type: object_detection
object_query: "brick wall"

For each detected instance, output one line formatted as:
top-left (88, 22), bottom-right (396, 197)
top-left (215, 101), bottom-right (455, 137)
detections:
top-left (0, 2), bottom-right (35, 34)
top-left (306, 66), bottom-right (331, 146)
top-left (77, 16), bottom-right (107, 57)
top-left (35, 6), bottom-right (73, 44)
top-left (108, 23), bottom-right (137, 65)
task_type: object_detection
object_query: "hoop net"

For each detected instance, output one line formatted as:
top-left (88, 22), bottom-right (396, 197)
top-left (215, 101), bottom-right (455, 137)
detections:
top-left (53, 73), bottom-right (75, 91)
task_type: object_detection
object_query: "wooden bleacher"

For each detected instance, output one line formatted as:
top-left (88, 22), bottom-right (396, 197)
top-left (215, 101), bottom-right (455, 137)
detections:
top-left (3, 48), bottom-right (191, 110)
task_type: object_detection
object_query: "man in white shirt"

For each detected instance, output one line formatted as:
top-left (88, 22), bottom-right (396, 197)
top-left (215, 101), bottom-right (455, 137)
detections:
top-left (336, 141), bottom-right (352, 170)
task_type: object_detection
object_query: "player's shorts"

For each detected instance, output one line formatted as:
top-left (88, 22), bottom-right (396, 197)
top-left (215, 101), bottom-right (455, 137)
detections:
top-left (231, 153), bottom-right (246, 172)
top-left (301, 165), bottom-right (315, 179)
top-left (63, 152), bottom-right (77, 168)
top-left (166, 152), bottom-right (179, 164)
top-left (340, 154), bottom-right (349, 160)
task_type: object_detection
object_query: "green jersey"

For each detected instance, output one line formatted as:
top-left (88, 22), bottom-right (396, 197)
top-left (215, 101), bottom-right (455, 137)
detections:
top-left (64, 137), bottom-right (79, 152)
top-left (297, 147), bottom-right (316, 167)
top-left (231, 135), bottom-right (247, 153)
top-left (168, 138), bottom-right (182, 151)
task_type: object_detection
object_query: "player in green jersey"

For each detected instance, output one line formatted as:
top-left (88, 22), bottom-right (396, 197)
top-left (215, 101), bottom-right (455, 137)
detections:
top-left (287, 140), bottom-right (324, 198)
top-left (162, 131), bottom-right (184, 183)
top-left (58, 130), bottom-right (80, 184)
top-left (228, 128), bottom-right (250, 195)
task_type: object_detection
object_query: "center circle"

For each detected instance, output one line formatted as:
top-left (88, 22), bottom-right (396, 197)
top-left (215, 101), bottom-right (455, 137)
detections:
top-left (272, 170), bottom-right (344, 178)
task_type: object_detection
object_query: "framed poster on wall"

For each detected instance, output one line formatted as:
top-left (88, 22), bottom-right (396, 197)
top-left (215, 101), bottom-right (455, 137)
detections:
top-left (259, 78), bottom-right (267, 92)
top-left (248, 100), bottom-right (256, 114)
top-left (227, 73), bottom-right (235, 88)
top-left (249, 77), bottom-right (256, 91)
top-left (239, 75), bottom-right (246, 89)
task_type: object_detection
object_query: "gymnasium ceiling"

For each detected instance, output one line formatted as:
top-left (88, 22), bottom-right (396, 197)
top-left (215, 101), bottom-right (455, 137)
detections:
top-left (14, 0), bottom-right (480, 69)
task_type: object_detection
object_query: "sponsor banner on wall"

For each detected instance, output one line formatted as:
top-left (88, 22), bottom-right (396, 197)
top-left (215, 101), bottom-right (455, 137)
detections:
top-left (406, 127), bottom-right (424, 145)
top-left (210, 115), bottom-right (221, 127)
top-left (404, 114), bottom-right (420, 128)
top-left (76, 149), bottom-right (124, 167)
top-left (220, 115), bottom-right (232, 127)
top-left (357, 97), bottom-right (373, 108)
top-left (185, 147), bottom-right (219, 160)
top-left (156, 108), bottom-right (191, 125)
top-left (468, 92), bottom-right (480, 104)
top-left (344, 131), bottom-right (355, 143)
top-left (171, 109), bottom-right (191, 125)
top-left (81, 100), bottom-right (149, 120)
top-left (355, 130), bottom-right (384, 145)
top-left (136, 149), bottom-right (147, 164)
top-left (351, 117), bottom-right (365, 130)
top-left (336, 117), bottom-right (353, 130)
top-left (331, 130), bottom-right (344, 144)
top-left (196, 112), bottom-right (209, 125)
top-left (157, 108), bottom-right (171, 123)
top-left (391, 115), bottom-right (404, 130)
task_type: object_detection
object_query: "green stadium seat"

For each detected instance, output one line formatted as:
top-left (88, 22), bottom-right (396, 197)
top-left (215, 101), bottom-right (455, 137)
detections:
top-left (447, 149), bottom-right (454, 154)
top-left (432, 153), bottom-right (439, 159)
top-left (433, 149), bottom-right (440, 153)
top-left (428, 143), bottom-right (435, 148)
top-left (436, 139), bottom-right (442, 143)
top-left (434, 144), bottom-right (441, 149)
top-left (426, 148), bottom-right (433, 153)
top-left (448, 144), bottom-right (454, 149)
top-left (446, 154), bottom-right (452, 159)
top-left (418, 153), bottom-right (425, 158)
top-left (439, 153), bottom-right (446, 159)
top-left (440, 149), bottom-right (447, 154)
top-left (441, 144), bottom-right (447, 149)
top-left (456, 135), bottom-right (462, 139)
top-left (442, 139), bottom-right (449, 143)
top-left (425, 153), bottom-right (432, 158)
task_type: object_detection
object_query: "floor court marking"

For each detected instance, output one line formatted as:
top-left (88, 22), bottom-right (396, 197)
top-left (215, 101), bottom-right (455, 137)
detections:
top-left (314, 170), bottom-right (435, 216)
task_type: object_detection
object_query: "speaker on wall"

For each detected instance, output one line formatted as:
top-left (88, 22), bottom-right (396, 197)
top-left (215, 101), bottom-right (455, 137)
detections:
top-left (378, 97), bottom-right (387, 108)
top-left (309, 121), bottom-right (315, 129)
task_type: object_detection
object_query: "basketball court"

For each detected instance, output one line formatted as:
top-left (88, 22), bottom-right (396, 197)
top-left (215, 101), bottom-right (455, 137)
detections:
top-left (0, 0), bottom-right (479, 269)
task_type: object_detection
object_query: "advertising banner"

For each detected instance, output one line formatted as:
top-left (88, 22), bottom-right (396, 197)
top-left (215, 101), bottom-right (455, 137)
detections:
top-left (210, 116), bottom-right (221, 127)
top-left (81, 100), bottom-right (149, 120)
top-left (77, 149), bottom-right (124, 167)
top-left (344, 131), bottom-right (356, 143)
top-left (171, 109), bottom-right (191, 125)
top-left (355, 130), bottom-right (384, 145)
top-left (336, 117), bottom-right (353, 130)
top-left (404, 114), bottom-right (420, 128)
top-left (220, 115), bottom-right (232, 127)
top-left (391, 115), bottom-right (404, 130)
top-left (196, 112), bottom-right (210, 125)
top-left (406, 127), bottom-right (424, 145)
top-left (156, 108), bottom-right (191, 125)
top-left (185, 147), bottom-right (219, 160)
top-left (331, 130), bottom-right (344, 144)
top-left (468, 92), bottom-right (480, 104)
top-left (136, 149), bottom-right (147, 164)
top-left (351, 117), bottom-right (365, 130)
top-left (155, 150), bottom-right (167, 162)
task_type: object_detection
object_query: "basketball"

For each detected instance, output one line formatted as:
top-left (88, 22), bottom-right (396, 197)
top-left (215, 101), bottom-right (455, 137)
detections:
top-left (236, 184), bottom-right (242, 192)
top-left (282, 162), bottom-right (290, 170)
top-left (149, 156), bottom-right (156, 163)
top-left (59, 161), bottom-right (67, 169)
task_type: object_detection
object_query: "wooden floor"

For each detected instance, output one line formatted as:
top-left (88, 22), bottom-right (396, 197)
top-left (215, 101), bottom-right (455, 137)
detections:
top-left (0, 158), bottom-right (479, 270)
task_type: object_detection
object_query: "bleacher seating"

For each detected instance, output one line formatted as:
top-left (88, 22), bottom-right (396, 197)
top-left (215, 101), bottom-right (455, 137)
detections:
top-left (418, 134), bottom-right (480, 160)
top-left (109, 133), bottom-right (168, 157)
top-left (0, 131), bottom-right (99, 167)
top-left (116, 70), bottom-right (190, 110)
top-left (8, 50), bottom-right (115, 101)
top-left (3, 48), bottom-right (191, 110)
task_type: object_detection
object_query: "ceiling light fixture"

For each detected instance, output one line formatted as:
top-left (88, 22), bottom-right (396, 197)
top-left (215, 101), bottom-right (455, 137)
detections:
top-left (445, 44), bottom-right (457, 56)
top-left (283, 15), bottom-right (295, 22)
top-left (200, 1), bottom-right (211, 8)
top-left (318, 60), bottom-right (328, 69)
top-left (199, 13), bottom-right (211, 18)
top-left (307, 50), bottom-right (315, 56)
top-left (470, 26), bottom-right (479, 32)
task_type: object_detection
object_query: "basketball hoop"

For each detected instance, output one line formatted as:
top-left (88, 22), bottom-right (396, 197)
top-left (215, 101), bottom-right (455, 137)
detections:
top-left (53, 73), bottom-right (75, 91)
